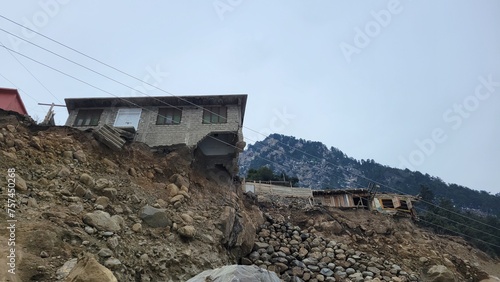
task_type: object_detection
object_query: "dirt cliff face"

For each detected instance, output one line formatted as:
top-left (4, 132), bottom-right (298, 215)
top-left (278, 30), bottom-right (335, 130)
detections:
top-left (0, 110), bottom-right (498, 282)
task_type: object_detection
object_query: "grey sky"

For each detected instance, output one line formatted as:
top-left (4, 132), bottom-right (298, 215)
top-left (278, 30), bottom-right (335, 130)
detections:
top-left (1, 1), bottom-right (499, 194)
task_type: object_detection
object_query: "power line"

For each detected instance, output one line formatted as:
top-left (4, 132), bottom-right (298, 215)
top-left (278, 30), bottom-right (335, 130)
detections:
top-left (0, 26), bottom-right (242, 128)
top-left (418, 217), bottom-right (500, 249)
top-left (413, 206), bottom-right (500, 240)
top-left (1, 14), bottom-right (498, 234)
top-left (0, 71), bottom-right (47, 118)
top-left (0, 44), bottom-right (296, 189)
top-left (0, 71), bottom-right (40, 104)
top-left (0, 41), bottom-right (62, 104)
top-left (242, 133), bottom-right (500, 233)
top-left (0, 40), bottom-right (240, 135)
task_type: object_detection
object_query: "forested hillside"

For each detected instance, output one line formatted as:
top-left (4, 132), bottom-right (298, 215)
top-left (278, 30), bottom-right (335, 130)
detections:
top-left (239, 134), bottom-right (500, 216)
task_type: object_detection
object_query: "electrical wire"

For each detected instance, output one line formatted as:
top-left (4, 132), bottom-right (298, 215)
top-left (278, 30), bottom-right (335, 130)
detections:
top-left (0, 70), bottom-right (48, 117)
top-left (0, 41), bottom-right (62, 104)
top-left (0, 22), bottom-right (240, 125)
top-left (412, 205), bottom-right (500, 240)
top-left (418, 217), bottom-right (500, 249)
top-left (1, 14), bottom-right (498, 235)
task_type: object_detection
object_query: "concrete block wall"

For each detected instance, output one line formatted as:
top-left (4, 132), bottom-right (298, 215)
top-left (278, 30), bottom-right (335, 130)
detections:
top-left (66, 104), bottom-right (243, 147)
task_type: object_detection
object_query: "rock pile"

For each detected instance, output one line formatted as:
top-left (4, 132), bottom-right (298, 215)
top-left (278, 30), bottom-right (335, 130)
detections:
top-left (244, 214), bottom-right (419, 282)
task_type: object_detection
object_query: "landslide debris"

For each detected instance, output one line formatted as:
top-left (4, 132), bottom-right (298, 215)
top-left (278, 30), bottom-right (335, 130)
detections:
top-left (241, 195), bottom-right (500, 281)
top-left (0, 110), bottom-right (257, 281)
top-left (0, 110), bottom-right (499, 282)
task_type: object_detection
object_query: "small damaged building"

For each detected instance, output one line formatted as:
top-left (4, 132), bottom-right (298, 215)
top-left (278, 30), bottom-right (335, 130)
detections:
top-left (312, 188), bottom-right (418, 217)
top-left (64, 95), bottom-right (247, 173)
top-left (312, 188), bottom-right (370, 209)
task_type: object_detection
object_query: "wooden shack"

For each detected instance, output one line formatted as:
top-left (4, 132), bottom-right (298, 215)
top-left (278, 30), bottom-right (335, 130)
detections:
top-left (312, 188), bottom-right (371, 209)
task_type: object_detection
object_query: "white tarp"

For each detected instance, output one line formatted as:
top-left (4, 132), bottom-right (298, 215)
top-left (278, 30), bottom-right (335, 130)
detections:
top-left (187, 265), bottom-right (281, 282)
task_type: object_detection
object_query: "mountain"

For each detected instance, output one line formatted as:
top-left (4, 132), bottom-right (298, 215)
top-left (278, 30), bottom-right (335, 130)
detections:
top-left (239, 133), bottom-right (500, 216)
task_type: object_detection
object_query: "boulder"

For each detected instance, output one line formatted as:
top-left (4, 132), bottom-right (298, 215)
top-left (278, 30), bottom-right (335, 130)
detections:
top-left (218, 207), bottom-right (255, 257)
top-left (6, 124), bottom-right (16, 132)
top-left (181, 213), bottom-right (194, 224)
top-left (95, 196), bottom-right (110, 208)
top-left (58, 166), bottom-right (71, 177)
top-left (169, 194), bottom-right (184, 203)
top-left (178, 225), bottom-right (196, 239)
top-left (219, 206), bottom-right (236, 240)
top-left (95, 178), bottom-right (110, 190)
top-left (427, 265), bottom-right (455, 282)
top-left (319, 221), bottom-right (343, 234)
top-left (187, 265), bottom-right (280, 282)
top-left (139, 205), bottom-right (172, 228)
top-left (104, 257), bottom-right (122, 270)
top-left (56, 258), bottom-right (78, 280)
top-left (14, 174), bottom-right (28, 191)
top-left (102, 158), bottom-right (118, 168)
top-left (83, 211), bottom-right (121, 232)
top-left (169, 173), bottom-right (190, 189)
top-left (65, 253), bottom-right (117, 282)
top-left (166, 183), bottom-right (179, 197)
top-left (102, 188), bottom-right (117, 200)
top-left (132, 223), bottom-right (142, 232)
top-left (79, 173), bottom-right (95, 187)
top-left (73, 150), bottom-right (87, 162)
top-left (30, 136), bottom-right (43, 150)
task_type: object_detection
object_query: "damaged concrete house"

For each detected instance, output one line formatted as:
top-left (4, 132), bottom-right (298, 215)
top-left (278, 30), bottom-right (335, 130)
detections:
top-left (312, 188), bottom-right (418, 217)
top-left (64, 95), bottom-right (247, 173)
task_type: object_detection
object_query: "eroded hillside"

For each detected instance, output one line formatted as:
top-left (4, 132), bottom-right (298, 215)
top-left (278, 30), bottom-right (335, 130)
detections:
top-left (0, 111), bottom-right (258, 281)
top-left (243, 197), bottom-right (500, 281)
top-left (0, 110), bottom-right (499, 282)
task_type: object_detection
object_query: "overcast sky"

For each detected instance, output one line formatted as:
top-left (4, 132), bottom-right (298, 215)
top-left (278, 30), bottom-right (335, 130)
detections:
top-left (1, 1), bottom-right (499, 194)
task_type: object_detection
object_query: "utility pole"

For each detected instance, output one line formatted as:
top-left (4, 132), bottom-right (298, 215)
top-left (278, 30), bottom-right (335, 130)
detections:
top-left (38, 103), bottom-right (66, 126)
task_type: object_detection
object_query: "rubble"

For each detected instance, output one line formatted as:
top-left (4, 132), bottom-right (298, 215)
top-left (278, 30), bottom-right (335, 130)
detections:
top-left (244, 214), bottom-right (418, 281)
top-left (0, 110), bottom-right (498, 281)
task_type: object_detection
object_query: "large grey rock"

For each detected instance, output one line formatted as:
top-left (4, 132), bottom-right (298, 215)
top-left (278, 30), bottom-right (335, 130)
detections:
top-left (218, 206), bottom-right (255, 257)
top-left (187, 265), bottom-right (280, 282)
top-left (427, 265), bottom-right (455, 282)
top-left (83, 211), bottom-right (121, 232)
top-left (139, 205), bottom-right (171, 228)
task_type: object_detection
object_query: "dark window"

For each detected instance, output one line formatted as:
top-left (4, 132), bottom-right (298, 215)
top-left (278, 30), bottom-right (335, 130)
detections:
top-left (353, 196), bottom-right (369, 209)
top-left (398, 200), bottom-right (409, 211)
top-left (202, 106), bottom-right (227, 124)
top-left (381, 199), bottom-right (394, 209)
top-left (156, 108), bottom-right (182, 125)
top-left (74, 109), bottom-right (102, 126)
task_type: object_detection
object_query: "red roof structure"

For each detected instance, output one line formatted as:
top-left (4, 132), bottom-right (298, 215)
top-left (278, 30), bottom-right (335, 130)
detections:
top-left (0, 88), bottom-right (28, 115)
